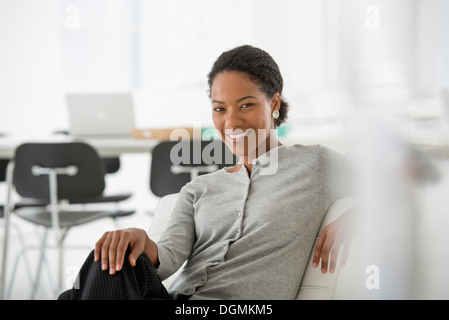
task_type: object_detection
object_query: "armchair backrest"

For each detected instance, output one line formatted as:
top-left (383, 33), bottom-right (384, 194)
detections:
top-left (296, 197), bottom-right (357, 299)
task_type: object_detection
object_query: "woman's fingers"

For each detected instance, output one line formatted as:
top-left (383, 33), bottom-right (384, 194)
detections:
top-left (128, 238), bottom-right (146, 267)
top-left (94, 232), bottom-right (108, 263)
top-left (109, 230), bottom-right (136, 275)
top-left (115, 232), bottom-right (132, 271)
top-left (93, 228), bottom-right (145, 275)
top-left (313, 208), bottom-right (356, 274)
top-left (319, 228), bottom-right (333, 274)
top-left (313, 226), bottom-right (334, 274)
top-left (100, 232), bottom-right (113, 271)
top-left (94, 230), bottom-right (129, 274)
top-left (313, 226), bottom-right (342, 274)
top-left (108, 231), bottom-right (120, 275)
top-left (312, 229), bottom-right (326, 269)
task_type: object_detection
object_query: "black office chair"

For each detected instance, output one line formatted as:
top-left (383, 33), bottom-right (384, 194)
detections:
top-left (0, 159), bottom-right (8, 218)
top-left (150, 139), bottom-right (237, 197)
top-left (0, 132), bottom-right (8, 217)
top-left (2, 142), bottom-right (135, 299)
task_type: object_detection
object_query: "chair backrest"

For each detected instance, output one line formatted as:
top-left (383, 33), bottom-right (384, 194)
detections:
top-left (0, 159), bottom-right (6, 217)
top-left (148, 193), bottom-right (358, 299)
top-left (53, 130), bottom-right (120, 175)
top-left (13, 142), bottom-right (105, 201)
top-left (0, 159), bottom-right (8, 182)
top-left (148, 193), bottom-right (179, 241)
top-left (150, 140), bottom-right (236, 197)
top-left (0, 132), bottom-right (9, 182)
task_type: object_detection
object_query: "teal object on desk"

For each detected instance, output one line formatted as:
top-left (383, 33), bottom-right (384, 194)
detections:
top-left (276, 125), bottom-right (289, 137)
top-left (200, 126), bottom-right (290, 139)
top-left (201, 127), bottom-right (220, 140)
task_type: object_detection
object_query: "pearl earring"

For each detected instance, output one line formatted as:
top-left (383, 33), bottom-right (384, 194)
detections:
top-left (272, 109), bottom-right (279, 119)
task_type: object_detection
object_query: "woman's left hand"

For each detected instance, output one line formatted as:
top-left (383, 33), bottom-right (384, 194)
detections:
top-left (312, 208), bottom-right (356, 274)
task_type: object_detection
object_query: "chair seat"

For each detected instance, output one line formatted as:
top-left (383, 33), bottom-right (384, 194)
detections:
top-left (14, 193), bottom-right (133, 209)
top-left (15, 206), bottom-right (135, 228)
top-left (72, 193), bottom-right (133, 204)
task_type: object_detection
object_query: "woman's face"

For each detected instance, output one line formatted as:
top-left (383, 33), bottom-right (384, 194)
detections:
top-left (210, 71), bottom-right (280, 162)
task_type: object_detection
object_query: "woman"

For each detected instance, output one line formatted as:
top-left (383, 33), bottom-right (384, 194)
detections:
top-left (59, 45), bottom-right (355, 300)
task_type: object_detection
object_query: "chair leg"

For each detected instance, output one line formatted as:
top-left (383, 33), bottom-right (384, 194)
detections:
top-left (5, 223), bottom-right (88, 299)
top-left (112, 217), bottom-right (124, 229)
top-left (6, 244), bottom-right (37, 299)
top-left (0, 215), bottom-right (10, 300)
top-left (8, 222), bottom-right (37, 294)
top-left (57, 229), bottom-right (70, 294)
top-left (0, 160), bottom-right (14, 300)
top-left (6, 225), bottom-right (58, 299)
top-left (30, 228), bottom-right (49, 299)
top-left (42, 249), bottom-right (59, 293)
top-left (58, 241), bottom-right (64, 293)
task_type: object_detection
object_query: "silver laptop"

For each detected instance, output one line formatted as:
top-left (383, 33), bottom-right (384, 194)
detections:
top-left (66, 93), bottom-right (135, 138)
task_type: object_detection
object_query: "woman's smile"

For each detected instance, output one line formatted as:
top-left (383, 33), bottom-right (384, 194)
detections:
top-left (225, 129), bottom-right (254, 143)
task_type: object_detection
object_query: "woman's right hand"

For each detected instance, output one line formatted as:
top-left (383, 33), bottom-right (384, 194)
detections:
top-left (94, 228), bottom-right (157, 275)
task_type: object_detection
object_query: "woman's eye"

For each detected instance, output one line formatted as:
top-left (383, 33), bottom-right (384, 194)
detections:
top-left (241, 103), bottom-right (253, 109)
top-left (213, 107), bottom-right (224, 112)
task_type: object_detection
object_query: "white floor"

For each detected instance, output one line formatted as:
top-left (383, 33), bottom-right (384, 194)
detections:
top-left (1, 153), bottom-right (161, 300)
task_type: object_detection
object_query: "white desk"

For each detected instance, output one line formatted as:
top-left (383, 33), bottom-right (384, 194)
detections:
top-left (0, 136), bottom-right (159, 159)
top-left (0, 134), bottom-right (353, 160)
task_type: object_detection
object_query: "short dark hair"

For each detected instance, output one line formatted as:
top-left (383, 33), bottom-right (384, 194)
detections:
top-left (207, 45), bottom-right (289, 127)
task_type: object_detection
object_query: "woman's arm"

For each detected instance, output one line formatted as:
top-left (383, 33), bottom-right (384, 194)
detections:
top-left (316, 146), bottom-right (358, 273)
top-left (93, 186), bottom-right (196, 277)
top-left (94, 228), bottom-right (159, 275)
top-left (312, 207), bottom-right (357, 274)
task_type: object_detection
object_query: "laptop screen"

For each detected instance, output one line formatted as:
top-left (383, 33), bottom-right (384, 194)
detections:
top-left (66, 93), bottom-right (136, 138)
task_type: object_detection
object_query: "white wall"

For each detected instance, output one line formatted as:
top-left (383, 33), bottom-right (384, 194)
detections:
top-left (0, 0), bottom-right (68, 137)
top-left (1, 0), bottom-right (447, 138)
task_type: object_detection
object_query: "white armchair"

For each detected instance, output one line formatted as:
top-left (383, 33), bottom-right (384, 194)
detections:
top-left (148, 193), bottom-right (357, 300)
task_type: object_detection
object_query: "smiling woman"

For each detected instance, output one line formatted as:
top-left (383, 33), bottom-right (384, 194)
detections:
top-left (59, 45), bottom-right (357, 301)
top-left (208, 45), bottom-right (289, 173)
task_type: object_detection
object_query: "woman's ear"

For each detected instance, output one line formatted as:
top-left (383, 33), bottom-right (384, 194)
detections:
top-left (271, 92), bottom-right (281, 112)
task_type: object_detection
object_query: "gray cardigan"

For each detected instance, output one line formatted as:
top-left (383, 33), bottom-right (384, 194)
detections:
top-left (156, 144), bottom-right (353, 300)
